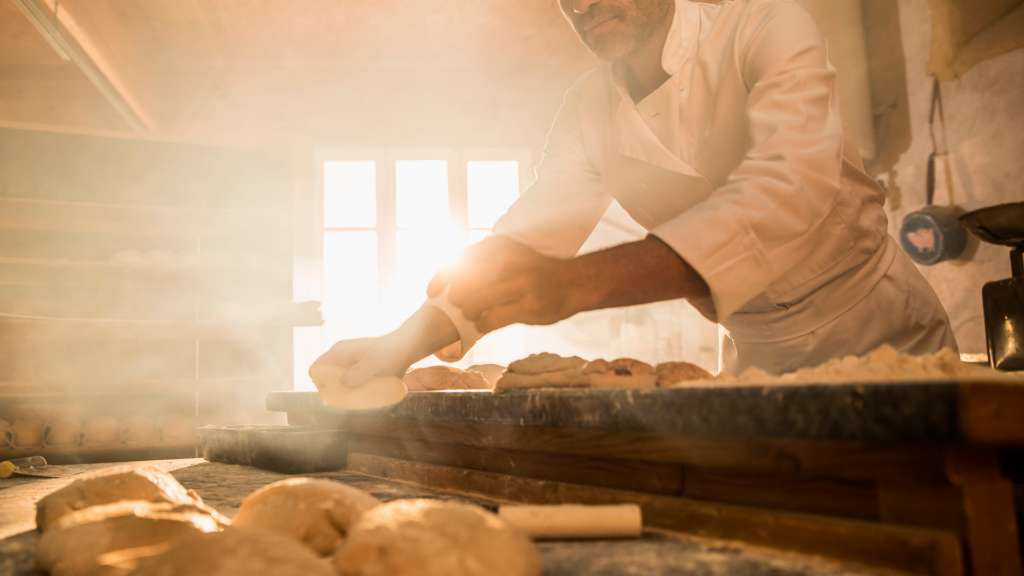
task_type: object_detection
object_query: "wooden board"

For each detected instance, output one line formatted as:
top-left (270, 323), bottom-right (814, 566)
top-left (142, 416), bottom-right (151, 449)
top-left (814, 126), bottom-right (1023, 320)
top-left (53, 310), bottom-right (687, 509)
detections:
top-left (269, 379), bottom-right (1024, 446)
top-left (348, 453), bottom-right (965, 576)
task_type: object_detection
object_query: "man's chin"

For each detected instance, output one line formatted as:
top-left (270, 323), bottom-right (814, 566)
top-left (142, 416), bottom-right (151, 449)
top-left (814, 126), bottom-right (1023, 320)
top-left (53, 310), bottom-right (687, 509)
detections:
top-left (582, 36), bottom-right (633, 63)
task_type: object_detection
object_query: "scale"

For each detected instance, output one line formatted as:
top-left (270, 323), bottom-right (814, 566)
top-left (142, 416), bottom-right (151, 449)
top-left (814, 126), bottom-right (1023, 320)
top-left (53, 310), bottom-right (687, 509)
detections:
top-left (959, 201), bottom-right (1024, 370)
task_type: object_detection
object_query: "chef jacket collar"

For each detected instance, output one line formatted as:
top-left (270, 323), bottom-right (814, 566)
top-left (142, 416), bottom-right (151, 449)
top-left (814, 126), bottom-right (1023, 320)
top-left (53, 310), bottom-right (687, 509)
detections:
top-left (610, 0), bottom-right (702, 91)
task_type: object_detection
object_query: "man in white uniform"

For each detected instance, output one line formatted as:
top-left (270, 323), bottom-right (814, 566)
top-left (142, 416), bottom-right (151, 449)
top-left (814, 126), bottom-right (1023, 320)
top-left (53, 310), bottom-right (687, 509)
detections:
top-left (318, 0), bottom-right (956, 382)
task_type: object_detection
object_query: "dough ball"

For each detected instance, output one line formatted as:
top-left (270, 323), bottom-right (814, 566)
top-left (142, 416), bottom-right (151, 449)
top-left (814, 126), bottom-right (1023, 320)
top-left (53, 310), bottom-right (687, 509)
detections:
top-left (467, 364), bottom-right (505, 388)
top-left (11, 418), bottom-right (45, 448)
top-left (111, 527), bottom-right (336, 576)
top-left (507, 353), bottom-right (586, 375)
top-left (333, 499), bottom-right (542, 576)
top-left (574, 358), bottom-right (658, 388)
top-left (45, 417), bottom-right (83, 447)
top-left (36, 464), bottom-right (202, 531)
top-left (157, 414), bottom-right (197, 442)
top-left (0, 418), bottom-right (11, 448)
top-left (403, 366), bottom-right (491, 391)
top-left (83, 416), bottom-right (122, 445)
top-left (309, 364), bottom-right (407, 410)
top-left (35, 500), bottom-right (228, 576)
top-left (122, 416), bottom-right (158, 444)
top-left (655, 361), bottom-right (713, 386)
top-left (233, 478), bottom-right (380, 555)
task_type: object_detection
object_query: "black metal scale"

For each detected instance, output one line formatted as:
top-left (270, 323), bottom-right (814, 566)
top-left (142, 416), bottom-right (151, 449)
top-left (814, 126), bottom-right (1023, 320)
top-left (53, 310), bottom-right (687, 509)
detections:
top-left (959, 201), bottom-right (1024, 370)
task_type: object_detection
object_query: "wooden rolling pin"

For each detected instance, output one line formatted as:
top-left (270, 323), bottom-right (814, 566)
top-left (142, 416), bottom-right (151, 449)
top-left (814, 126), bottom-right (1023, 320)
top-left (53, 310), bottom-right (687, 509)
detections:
top-left (498, 504), bottom-right (642, 539)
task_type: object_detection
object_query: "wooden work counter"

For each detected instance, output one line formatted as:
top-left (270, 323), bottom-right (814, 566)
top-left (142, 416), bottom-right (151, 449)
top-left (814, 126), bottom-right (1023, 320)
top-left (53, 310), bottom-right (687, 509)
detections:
top-left (0, 459), bottom-right (891, 576)
top-left (264, 380), bottom-right (1024, 576)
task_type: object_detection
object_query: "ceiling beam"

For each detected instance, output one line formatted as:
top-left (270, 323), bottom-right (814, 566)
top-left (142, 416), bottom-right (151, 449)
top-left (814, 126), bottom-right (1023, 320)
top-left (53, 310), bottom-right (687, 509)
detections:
top-left (11, 0), bottom-right (161, 134)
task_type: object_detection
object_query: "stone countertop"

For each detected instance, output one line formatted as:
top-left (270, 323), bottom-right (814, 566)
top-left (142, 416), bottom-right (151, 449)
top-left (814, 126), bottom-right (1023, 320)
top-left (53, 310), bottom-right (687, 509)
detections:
top-left (267, 379), bottom-right (995, 443)
top-left (1, 459), bottom-right (895, 576)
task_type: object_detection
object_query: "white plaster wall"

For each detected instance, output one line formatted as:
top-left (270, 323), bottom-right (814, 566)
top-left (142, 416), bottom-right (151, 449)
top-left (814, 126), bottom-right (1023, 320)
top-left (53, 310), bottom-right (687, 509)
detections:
top-left (882, 0), bottom-right (1024, 354)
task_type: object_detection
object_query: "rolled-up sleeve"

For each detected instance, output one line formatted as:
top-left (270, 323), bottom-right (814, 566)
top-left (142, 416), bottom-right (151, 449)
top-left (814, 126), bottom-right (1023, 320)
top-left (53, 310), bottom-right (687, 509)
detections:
top-left (426, 74), bottom-right (612, 360)
top-left (649, 3), bottom-right (845, 322)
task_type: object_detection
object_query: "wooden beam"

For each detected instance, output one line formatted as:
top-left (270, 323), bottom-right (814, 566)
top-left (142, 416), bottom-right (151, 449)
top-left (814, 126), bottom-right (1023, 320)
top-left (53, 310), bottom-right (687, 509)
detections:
top-left (348, 453), bottom-right (965, 576)
top-left (945, 448), bottom-right (1023, 576)
top-left (11, 0), bottom-right (162, 133)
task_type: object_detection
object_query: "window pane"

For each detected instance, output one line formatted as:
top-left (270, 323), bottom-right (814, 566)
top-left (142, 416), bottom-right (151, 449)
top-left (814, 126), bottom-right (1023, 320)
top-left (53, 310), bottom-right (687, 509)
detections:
top-left (467, 161), bottom-right (519, 228)
top-left (396, 160), bottom-right (448, 229)
top-left (387, 228), bottom-right (464, 330)
top-left (323, 231), bottom-right (378, 342)
top-left (324, 161), bottom-right (376, 228)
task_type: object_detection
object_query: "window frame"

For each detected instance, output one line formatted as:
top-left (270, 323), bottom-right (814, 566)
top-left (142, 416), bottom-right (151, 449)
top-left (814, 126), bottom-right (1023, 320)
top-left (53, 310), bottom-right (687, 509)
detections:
top-left (312, 147), bottom-right (532, 330)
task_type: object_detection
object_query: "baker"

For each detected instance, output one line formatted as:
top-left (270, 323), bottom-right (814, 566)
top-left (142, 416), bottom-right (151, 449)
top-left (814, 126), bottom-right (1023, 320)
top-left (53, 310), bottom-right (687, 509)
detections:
top-left (316, 0), bottom-right (957, 382)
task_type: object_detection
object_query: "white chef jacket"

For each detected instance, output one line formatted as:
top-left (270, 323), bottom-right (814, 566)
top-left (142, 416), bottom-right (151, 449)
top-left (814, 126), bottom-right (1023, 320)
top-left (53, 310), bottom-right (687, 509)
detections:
top-left (427, 0), bottom-right (956, 374)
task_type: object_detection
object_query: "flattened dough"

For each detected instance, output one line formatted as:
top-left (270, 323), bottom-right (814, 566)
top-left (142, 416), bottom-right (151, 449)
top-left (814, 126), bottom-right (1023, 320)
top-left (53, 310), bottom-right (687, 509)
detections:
top-left (309, 364), bottom-right (407, 410)
top-left (112, 527), bottom-right (336, 576)
top-left (507, 353), bottom-right (586, 375)
top-left (82, 416), bottom-right (121, 445)
top-left (233, 478), bottom-right (380, 555)
top-left (655, 361), bottom-right (713, 386)
top-left (574, 358), bottom-right (657, 388)
top-left (403, 366), bottom-right (490, 391)
top-left (36, 464), bottom-right (202, 531)
top-left (467, 364), bottom-right (505, 388)
top-left (333, 499), bottom-right (542, 576)
top-left (35, 500), bottom-right (228, 576)
top-left (494, 367), bottom-right (584, 392)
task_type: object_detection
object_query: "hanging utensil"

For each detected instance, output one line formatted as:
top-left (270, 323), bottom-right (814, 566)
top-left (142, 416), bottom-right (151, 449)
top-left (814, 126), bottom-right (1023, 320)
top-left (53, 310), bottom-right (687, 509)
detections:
top-left (899, 78), bottom-right (967, 265)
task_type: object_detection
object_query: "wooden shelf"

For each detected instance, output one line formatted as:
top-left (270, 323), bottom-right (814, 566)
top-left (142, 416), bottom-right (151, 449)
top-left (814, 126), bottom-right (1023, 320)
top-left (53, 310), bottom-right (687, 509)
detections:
top-left (0, 257), bottom-right (283, 286)
top-left (0, 198), bottom-right (279, 237)
top-left (0, 377), bottom-right (275, 398)
top-left (0, 441), bottom-right (200, 465)
top-left (0, 316), bottom-right (320, 340)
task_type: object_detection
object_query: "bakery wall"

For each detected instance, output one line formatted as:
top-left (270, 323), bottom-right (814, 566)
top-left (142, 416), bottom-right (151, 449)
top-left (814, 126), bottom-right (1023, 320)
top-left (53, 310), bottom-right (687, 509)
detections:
top-left (863, 0), bottom-right (1024, 355)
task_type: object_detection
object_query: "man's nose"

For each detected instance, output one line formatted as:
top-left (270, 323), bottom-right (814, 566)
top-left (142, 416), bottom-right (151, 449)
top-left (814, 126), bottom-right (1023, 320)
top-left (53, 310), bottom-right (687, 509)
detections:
top-left (573, 0), bottom-right (600, 14)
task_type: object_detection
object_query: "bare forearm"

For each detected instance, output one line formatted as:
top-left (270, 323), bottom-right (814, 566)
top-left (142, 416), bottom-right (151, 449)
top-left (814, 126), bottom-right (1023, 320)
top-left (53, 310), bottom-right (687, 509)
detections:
top-left (384, 305), bottom-right (459, 367)
top-left (568, 235), bottom-right (709, 314)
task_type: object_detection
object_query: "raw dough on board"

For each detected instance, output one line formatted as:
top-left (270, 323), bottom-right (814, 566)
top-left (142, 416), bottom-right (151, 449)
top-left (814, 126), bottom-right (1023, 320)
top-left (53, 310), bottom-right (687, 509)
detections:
top-left (35, 465), bottom-right (204, 531)
top-left (233, 478), bottom-right (380, 555)
top-left (333, 499), bottom-right (542, 576)
top-left (403, 366), bottom-right (491, 391)
top-left (309, 364), bottom-right (407, 410)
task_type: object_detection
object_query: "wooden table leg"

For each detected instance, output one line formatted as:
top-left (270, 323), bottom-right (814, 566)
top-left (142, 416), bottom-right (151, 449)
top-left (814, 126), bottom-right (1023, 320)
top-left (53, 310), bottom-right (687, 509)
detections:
top-left (946, 447), bottom-right (1023, 576)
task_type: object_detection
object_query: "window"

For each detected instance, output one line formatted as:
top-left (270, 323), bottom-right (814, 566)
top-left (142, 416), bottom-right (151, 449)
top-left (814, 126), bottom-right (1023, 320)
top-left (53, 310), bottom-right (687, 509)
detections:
top-left (294, 148), bottom-right (720, 391)
top-left (313, 148), bottom-right (531, 374)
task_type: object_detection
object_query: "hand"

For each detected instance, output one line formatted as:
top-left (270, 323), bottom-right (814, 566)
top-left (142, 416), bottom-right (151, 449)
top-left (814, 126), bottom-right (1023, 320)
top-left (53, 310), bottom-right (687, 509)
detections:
top-left (427, 236), bottom-right (587, 334)
top-left (310, 306), bottom-right (461, 388)
top-left (311, 336), bottom-right (412, 388)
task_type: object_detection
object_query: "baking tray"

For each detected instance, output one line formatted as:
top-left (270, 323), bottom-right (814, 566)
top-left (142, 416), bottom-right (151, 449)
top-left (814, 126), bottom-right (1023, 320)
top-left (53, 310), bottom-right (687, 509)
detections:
top-left (198, 425), bottom-right (347, 474)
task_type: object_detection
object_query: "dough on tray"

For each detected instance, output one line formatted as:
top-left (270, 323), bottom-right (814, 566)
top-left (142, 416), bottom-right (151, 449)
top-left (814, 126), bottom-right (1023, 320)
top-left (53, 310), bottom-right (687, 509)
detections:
top-left (403, 366), bottom-right (491, 391)
top-left (82, 416), bottom-right (122, 445)
top-left (10, 418), bottom-right (45, 448)
top-left (333, 499), bottom-right (542, 576)
top-left (157, 414), bottom-right (197, 442)
top-left (494, 353), bottom-right (587, 392)
top-left (573, 358), bottom-right (658, 388)
top-left (655, 361), bottom-right (713, 386)
top-left (0, 418), bottom-right (11, 448)
top-left (35, 464), bottom-right (205, 531)
top-left (122, 415), bottom-right (158, 444)
top-left (233, 477), bottom-right (381, 556)
top-left (44, 417), bottom-right (83, 447)
top-left (35, 500), bottom-right (229, 576)
top-left (108, 527), bottom-right (336, 576)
